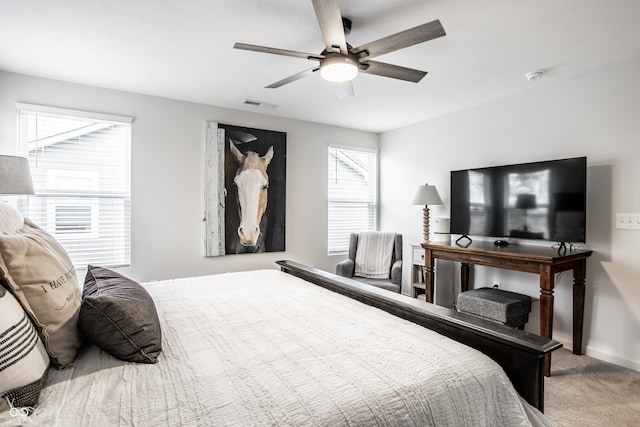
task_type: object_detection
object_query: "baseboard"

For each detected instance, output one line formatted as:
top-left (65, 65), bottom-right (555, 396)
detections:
top-left (553, 336), bottom-right (640, 372)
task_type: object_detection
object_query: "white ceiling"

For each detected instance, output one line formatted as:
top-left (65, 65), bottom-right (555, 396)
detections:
top-left (2, 0), bottom-right (640, 133)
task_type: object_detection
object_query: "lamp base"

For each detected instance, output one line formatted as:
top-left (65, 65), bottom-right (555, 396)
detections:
top-left (422, 206), bottom-right (430, 242)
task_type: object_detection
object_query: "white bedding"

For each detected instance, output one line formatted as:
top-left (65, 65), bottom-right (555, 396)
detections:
top-left (1, 269), bottom-right (551, 426)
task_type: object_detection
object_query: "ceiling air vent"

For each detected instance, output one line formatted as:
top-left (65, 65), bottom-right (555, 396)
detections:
top-left (241, 99), bottom-right (278, 109)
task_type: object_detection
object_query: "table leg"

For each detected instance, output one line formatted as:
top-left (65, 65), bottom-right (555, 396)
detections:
top-left (424, 250), bottom-right (434, 303)
top-left (539, 267), bottom-right (554, 376)
top-left (573, 261), bottom-right (587, 355)
top-left (460, 263), bottom-right (471, 293)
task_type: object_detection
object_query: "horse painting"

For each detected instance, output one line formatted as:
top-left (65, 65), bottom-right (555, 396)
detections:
top-left (204, 122), bottom-right (285, 256)
top-left (229, 141), bottom-right (273, 252)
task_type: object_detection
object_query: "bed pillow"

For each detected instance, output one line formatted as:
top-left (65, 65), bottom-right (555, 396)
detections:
top-left (0, 219), bottom-right (83, 369)
top-left (79, 265), bottom-right (162, 364)
top-left (0, 286), bottom-right (49, 410)
top-left (0, 203), bottom-right (24, 234)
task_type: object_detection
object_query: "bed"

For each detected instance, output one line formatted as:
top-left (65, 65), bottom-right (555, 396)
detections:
top-left (1, 258), bottom-right (557, 426)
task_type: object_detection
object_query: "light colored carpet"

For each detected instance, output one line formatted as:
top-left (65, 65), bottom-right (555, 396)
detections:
top-left (544, 348), bottom-right (640, 426)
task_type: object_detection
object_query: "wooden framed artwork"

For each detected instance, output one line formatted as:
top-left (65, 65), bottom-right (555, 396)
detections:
top-left (204, 122), bottom-right (286, 256)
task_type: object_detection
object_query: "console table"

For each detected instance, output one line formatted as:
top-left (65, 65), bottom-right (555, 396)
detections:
top-left (421, 240), bottom-right (592, 376)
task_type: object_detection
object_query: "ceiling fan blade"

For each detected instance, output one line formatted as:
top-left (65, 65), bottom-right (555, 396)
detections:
top-left (311, 0), bottom-right (348, 54)
top-left (266, 68), bottom-right (318, 88)
top-left (360, 61), bottom-right (427, 83)
top-left (352, 19), bottom-right (446, 60)
top-left (234, 42), bottom-right (323, 61)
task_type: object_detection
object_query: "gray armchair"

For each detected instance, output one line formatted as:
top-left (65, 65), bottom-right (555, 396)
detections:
top-left (336, 232), bottom-right (403, 293)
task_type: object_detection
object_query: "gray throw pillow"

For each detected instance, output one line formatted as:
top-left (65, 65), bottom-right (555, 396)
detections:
top-left (78, 265), bottom-right (162, 363)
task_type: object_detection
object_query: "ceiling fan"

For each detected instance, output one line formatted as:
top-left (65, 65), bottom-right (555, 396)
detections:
top-left (234, 0), bottom-right (446, 92)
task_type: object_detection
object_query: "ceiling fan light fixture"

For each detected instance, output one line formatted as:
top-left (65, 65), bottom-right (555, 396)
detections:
top-left (319, 54), bottom-right (359, 83)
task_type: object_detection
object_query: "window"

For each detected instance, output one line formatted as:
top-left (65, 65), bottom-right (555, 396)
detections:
top-left (55, 205), bottom-right (93, 233)
top-left (327, 145), bottom-right (377, 255)
top-left (17, 103), bottom-right (132, 269)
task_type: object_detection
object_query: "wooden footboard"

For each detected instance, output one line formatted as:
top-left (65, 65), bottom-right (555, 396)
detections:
top-left (277, 260), bottom-right (561, 412)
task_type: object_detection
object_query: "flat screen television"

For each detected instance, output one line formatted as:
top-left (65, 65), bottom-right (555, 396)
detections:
top-left (450, 156), bottom-right (587, 245)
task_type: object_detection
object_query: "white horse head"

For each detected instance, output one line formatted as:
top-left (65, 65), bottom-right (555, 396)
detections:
top-left (230, 141), bottom-right (274, 247)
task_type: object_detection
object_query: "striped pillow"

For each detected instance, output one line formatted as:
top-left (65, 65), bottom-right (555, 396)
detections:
top-left (0, 286), bottom-right (49, 410)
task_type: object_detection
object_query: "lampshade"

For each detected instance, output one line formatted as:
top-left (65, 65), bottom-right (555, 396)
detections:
top-left (0, 155), bottom-right (35, 195)
top-left (411, 184), bottom-right (443, 206)
top-left (319, 54), bottom-right (359, 83)
top-left (515, 194), bottom-right (537, 210)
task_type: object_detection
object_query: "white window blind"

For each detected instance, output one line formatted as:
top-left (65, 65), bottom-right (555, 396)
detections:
top-left (17, 103), bottom-right (132, 269)
top-left (327, 145), bottom-right (377, 255)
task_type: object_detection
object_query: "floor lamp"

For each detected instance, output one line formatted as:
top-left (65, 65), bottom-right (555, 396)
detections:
top-left (412, 184), bottom-right (443, 242)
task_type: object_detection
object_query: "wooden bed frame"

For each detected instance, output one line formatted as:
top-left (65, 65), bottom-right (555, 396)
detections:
top-left (277, 260), bottom-right (562, 412)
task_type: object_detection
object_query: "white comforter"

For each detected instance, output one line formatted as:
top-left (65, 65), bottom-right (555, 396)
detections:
top-left (2, 270), bottom-right (550, 426)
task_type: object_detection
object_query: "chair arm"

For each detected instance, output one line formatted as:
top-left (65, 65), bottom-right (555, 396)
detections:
top-left (390, 260), bottom-right (403, 285)
top-left (336, 259), bottom-right (355, 278)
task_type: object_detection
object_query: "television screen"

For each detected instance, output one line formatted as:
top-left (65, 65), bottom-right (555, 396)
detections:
top-left (450, 157), bottom-right (587, 243)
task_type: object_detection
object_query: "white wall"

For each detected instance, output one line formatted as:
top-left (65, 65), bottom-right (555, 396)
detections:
top-left (379, 57), bottom-right (640, 371)
top-left (0, 71), bottom-right (378, 282)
